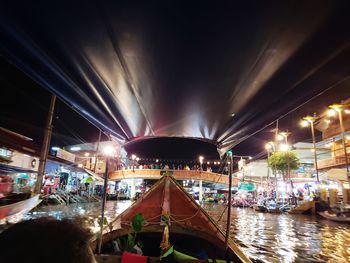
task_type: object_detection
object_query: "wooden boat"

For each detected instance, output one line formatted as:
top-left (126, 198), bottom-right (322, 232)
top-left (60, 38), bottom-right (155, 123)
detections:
top-left (318, 211), bottom-right (350, 223)
top-left (0, 193), bottom-right (41, 221)
top-left (92, 175), bottom-right (251, 262)
top-left (288, 201), bottom-right (315, 215)
top-left (253, 205), bottom-right (267, 212)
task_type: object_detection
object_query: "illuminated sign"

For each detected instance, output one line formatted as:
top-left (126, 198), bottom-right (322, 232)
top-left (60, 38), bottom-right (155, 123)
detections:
top-left (56, 149), bottom-right (75, 163)
top-left (0, 148), bottom-right (12, 161)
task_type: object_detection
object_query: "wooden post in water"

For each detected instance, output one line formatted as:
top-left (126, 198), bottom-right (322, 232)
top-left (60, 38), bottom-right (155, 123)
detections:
top-left (225, 152), bottom-right (233, 250)
top-left (35, 94), bottom-right (56, 194)
top-left (97, 156), bottom-right (109, 254)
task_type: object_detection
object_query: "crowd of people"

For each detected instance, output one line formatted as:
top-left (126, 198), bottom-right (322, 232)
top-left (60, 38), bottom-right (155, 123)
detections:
top-left (127, 162), bottom-right (215, 172)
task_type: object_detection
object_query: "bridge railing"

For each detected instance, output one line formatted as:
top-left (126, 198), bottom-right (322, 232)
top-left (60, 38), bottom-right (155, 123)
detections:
top-left (108, 169), bottom-right (238, 185)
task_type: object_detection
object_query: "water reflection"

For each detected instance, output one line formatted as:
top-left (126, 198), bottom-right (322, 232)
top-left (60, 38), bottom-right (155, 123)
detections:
top-left (3, 201), bottom-right (350, 262)
top-left (204, 204), bottom-right (350, 263)
top-left (0, 201), bottom-right (131, 234)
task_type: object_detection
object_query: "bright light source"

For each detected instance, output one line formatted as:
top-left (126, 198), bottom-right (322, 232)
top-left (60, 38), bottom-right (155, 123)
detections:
top-left (345, 109), bottom-right (350, 114)
top-left (325, 144), bottom-right (330, 148)
top-left (136, 157), bottom-right (140, 161)
top-left (300, 120), bottom-right (309, 127)
top-left (70, 146), bottom-right (81, 151)
top-left (51, 146), bottom-right (60, 151)
top-left (131, 154), bottom-right (136, 160)
top-left (227, 161), bottom-right (231, 164)
top-left (218, 162), bottom-right (221, 165)
top-left (265, 143), bottom-right (272, 150)
top-left (231, 113), bottom-right (235, 117)
top-left (214, 162), bottom-right (217, 165)
top-left (279, 144), bottom-right (290, 152)
top-left (207, 161), bottom-right (210, 165)
top-left (78, 164), bottom-right (83, 168)
top-left (84, 152), bottom-right (90, 157)
top-left (103, 146), bottom-right (115, 156)
top-left (327, 109), bottom-right (337, 117)
top-left (156, 159), bottom-right (159, 163)
top-left (329, 104), bottom-right (343, 112)
top-left (199, 156), bottom-right (204, 164)
top-left (276, 134), bottom-right (284, 141)
top-left (249, 156), bottom-right (252, 160)
top-left (325, 119), bottom-right (331, 124)
top-left (310, 149), bottom-right (315, 152)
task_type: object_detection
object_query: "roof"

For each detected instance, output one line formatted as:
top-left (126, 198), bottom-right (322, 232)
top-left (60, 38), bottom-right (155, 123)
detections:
top-left (0, 127), bottom-right (40, 156)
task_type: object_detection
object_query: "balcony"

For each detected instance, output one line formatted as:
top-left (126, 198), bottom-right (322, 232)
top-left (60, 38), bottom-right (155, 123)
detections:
top-left (317, 155), bottom-right (350, 170)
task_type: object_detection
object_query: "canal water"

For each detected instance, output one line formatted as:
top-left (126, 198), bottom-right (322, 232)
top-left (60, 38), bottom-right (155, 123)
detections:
top-left (4, 201), bottom-right (350, 263)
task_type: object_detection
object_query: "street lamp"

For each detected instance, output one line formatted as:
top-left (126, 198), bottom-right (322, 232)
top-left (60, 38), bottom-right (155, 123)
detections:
top-left (328, 104), bottom-right (349, 174)
top-left (279, 131), bottom-right (290, 144)
top-left (279, 143), bottom-right (290, 152)
top-left (97, 145), bottom-right (115, 254)
top-left (301, 115), bottom-right (319, 183)
top-left (265, 142), bottom-right (274, 180)
top-left (265, 141), bottom-right (277, 190)
top-left (131, 154), bottom-right (136, 172)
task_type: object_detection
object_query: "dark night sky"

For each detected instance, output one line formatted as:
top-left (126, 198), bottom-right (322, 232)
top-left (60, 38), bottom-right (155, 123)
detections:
top-left (1, 1), bottom-right (350, 160)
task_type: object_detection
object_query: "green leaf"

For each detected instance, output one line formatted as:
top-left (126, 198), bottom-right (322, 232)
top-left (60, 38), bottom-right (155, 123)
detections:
top-left (127, 233), bottom-right (135, 249)
top-left (98, 217), bottom-right (108, 226)
top-left (132, 213), bottom-right (145, 233)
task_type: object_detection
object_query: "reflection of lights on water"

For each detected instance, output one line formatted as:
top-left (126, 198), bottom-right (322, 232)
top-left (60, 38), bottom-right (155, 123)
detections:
top-left (3, 200), bottom-right (350, 262)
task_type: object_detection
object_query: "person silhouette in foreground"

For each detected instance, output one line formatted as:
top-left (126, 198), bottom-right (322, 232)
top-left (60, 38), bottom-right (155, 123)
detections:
top-left (0, 217), bottom-right (97, 263)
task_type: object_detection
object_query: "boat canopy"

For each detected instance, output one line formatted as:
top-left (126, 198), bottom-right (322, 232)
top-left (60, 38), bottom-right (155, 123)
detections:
top-left (104, 174), bottom-right (251, 262)
top-left (1, 1), bottom-right (349, 156)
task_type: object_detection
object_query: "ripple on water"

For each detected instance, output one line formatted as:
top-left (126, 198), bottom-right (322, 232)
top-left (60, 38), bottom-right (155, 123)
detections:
top-left (204, 205), bottom-right (350, 263)
top-left (2, 201), bottom-right (350, 262)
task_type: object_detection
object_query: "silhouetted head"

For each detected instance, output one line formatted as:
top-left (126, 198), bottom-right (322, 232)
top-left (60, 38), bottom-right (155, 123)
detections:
top-left (0, 217), bottom-right (96, 263)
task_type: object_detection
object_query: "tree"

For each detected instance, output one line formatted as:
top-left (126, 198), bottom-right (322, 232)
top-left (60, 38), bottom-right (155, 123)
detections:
top-left (268, 151), bottom-right (299, 181)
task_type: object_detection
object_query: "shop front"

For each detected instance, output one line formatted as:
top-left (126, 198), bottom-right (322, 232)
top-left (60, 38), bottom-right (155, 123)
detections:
top-left (0, 148), bottom-right (39, 196)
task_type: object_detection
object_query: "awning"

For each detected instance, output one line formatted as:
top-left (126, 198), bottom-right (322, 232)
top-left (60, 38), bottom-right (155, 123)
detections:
top-left (325, 168), bottom-right (347, 181)
top-left (84, 169), bottom-right (104, 182)
top-left (0, 163), bottom-right (38, 174)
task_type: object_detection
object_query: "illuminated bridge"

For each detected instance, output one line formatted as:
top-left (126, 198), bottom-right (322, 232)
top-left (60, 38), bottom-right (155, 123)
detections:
top-left (109, 169), bottom-right (259, 185)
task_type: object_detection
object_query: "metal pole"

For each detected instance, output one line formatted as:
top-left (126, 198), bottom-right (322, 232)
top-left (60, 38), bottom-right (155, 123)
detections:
top-left (310, 122), bottom-right (320, 183)
top-left (35, 94), bottom-right (56, 194)
top-left (266, 151), bottom-right (270, 194)
top-left (97, 157), bottom-right (109, 254)
top-left (225, 154), bottom-right (233, 249)
top-left (338, 111), bottom-right (349, 173)
top-left (94, 130), bottom-right (102, 173)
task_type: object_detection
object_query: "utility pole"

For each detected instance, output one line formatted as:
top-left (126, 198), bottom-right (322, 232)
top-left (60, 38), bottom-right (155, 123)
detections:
top-left (35, 94), bottom-right (56, 194)
top-left (94, 130), bottom-right (102, 173)
top-left (225, 151), bottom-right (233, 250)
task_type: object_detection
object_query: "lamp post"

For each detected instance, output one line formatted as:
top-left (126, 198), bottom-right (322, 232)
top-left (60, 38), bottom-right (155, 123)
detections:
top-left (265, 142), bottom-right (274, 180)
top-left (97, 145), bottom-right (115, 254)
top-left (131, 154), bottom-right (136, 172)
top-left (328, 104), bottom-right (349, 174)
top-left (301, 115), bottom-right (319, 183)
